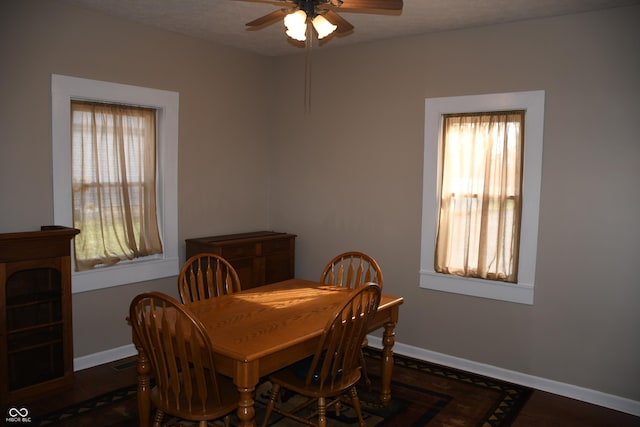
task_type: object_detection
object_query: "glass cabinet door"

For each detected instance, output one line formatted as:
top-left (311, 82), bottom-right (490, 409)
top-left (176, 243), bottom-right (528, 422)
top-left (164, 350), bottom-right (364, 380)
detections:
top-left (5, 267), bottom-right (64, 392)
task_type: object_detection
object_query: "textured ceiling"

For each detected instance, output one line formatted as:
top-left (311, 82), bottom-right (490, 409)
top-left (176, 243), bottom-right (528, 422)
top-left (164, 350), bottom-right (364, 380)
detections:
top-left (60, 0), bottom-right (640, 56)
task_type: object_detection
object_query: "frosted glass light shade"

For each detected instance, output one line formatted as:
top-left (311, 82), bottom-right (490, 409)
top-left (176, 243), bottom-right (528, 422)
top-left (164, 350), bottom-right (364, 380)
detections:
top-left (284, 10), bottom-right (307, 41)
top-left (312, 15), bottom-right (337, 39)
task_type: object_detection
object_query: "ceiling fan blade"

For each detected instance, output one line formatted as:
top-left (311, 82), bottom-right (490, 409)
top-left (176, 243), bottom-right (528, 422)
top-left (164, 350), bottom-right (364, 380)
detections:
top-left (324, 10), bottom-right (354, 34)
top-left (246, 9), bottom-right (288, 27)
top-left (236, 0), bottom-right (293, 6)
top-left (338, 0), bottom-right (403, 11)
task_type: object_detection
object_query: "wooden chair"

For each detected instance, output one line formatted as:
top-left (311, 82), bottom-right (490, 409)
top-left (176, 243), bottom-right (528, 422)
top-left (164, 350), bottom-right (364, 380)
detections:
top-left (320, 251), bottom-right (384, 387)
top-left (129, 292), bottom-right (239, 427)
top-left (260, 283), bottom-right (382, 427)
top-left (320, 251), bottom-right (384, 289)
top-left (178, 253), bottom-right (241, 303)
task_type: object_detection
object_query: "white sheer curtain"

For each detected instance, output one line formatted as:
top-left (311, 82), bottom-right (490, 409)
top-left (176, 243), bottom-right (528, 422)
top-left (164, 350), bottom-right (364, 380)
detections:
top-left (71, 101), bottom-right (163, 271)
top-left (434, 111), bottom-right (524, 283)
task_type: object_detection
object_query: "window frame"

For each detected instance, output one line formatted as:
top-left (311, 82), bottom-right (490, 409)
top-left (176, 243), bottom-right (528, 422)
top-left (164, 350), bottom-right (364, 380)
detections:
top-left (420, 91), bottom-right (545, 305)
top-left (52, 74), bottom-right (179, 293)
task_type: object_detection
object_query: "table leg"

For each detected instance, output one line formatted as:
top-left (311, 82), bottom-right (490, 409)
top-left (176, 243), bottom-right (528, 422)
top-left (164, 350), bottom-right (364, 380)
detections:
top-left (233, 360), bottom-right (261, 426)
top-left (236, 386), bottom-right (256, 427)
top-left (135, 345), bottom-right (152, 427)
top-left (380, 320), bottom-right (396, 406)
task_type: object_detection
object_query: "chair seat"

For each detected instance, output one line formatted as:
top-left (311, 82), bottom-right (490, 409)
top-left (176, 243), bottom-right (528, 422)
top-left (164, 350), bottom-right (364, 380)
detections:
top-left (272, 363), bottom-right (362, 400)
top-left (151, 373), bottom-right (239, 421)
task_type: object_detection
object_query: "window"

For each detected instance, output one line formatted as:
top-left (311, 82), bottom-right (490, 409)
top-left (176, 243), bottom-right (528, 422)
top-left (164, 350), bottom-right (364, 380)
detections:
top-left (52, 75), bottom-right (179, 293)
top-left (71, 101), bottom-right (163, 271)
top-left (420, 91), bottom-right (544, 304)
top-left (436, 111), bottom-right (524, 283)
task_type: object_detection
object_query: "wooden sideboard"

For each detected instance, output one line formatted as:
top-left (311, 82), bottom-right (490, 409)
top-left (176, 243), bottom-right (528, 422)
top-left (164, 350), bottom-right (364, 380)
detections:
top-left (185, 231), bottom-right (296, 290)
top-left (0, 226), bottom-right (79, 405)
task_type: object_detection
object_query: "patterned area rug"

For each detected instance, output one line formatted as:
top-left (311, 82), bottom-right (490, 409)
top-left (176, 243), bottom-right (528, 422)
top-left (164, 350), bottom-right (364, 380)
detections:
top-left (34, 348), bottom-right (532, 426)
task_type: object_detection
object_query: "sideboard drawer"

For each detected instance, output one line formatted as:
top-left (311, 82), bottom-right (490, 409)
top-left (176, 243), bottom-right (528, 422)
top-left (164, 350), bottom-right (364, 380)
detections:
top-left (262, 238), bottom-right (293, 254)
top-left (220, 243), bottom-right (256, 259)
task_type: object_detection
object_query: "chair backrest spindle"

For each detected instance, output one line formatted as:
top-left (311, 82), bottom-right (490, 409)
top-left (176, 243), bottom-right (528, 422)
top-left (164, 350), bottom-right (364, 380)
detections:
top-left (306, 283), bottom-right (381, 391)
top-left (321, 251), bottom-right (384, 289)
top-left (178, 253), bottom-right (241, 303)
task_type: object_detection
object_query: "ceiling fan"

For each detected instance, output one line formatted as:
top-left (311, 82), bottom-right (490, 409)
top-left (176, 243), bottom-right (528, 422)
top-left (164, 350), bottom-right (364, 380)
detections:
top-left (244, 0), bottom-right (403, 42)
top-left (243, 0), bottom-right (403, 113)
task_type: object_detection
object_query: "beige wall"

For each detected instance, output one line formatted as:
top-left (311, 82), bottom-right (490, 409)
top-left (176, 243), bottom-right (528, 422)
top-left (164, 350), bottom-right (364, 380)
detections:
top-left (1, 0), bottom-right (639, 404)
top-left (1, 1), bottom-right (274, 355)
top-left (268, 7), bottom-right (640, 402)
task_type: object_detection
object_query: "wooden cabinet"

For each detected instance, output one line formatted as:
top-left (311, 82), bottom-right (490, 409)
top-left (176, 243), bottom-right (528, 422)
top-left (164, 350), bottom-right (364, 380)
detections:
top-left (0, 226), bottom-right (79, 405)
top-left (185, 231), bottom-right (296, 290)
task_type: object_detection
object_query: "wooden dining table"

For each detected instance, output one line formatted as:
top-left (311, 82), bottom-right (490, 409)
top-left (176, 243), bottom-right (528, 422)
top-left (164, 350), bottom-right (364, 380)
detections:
top-left (133, 278), bottom-right (404, 427)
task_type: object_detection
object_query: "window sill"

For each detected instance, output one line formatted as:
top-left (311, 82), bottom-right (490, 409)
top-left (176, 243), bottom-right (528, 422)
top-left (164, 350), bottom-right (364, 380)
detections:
top-left (72, 257), bottom-right (179, 294)
top-left (419, 270), bottom-right (534, 305)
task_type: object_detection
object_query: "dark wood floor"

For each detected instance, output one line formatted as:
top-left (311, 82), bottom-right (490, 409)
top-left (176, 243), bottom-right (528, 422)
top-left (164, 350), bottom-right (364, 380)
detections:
top-left (19, 355), bottom-right (640, 426)
top-left (513, 390), bottom-right (640, 427)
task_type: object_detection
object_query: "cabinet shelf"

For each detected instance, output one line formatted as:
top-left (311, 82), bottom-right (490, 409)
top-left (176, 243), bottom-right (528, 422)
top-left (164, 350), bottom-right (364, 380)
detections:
top-left (8, 320), bottom-right (64, 336)
top-left (8, 334), bottom-right (64, 355)
top-left (7, 290), bottom-right (62, 308)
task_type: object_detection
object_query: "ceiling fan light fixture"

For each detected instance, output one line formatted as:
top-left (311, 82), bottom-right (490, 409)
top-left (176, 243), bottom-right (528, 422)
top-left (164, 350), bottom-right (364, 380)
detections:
top-left (284, 10), bottom-right (307, 41)
top-left (312, 15), bottom-right (337, 39)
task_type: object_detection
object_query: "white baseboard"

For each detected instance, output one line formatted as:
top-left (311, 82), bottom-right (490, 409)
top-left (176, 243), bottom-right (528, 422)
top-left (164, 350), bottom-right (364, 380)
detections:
top-left (74, 338), bottom-right (640, 417)
top-left (366, 336), bottom-right (640, 417)
top-left (73, 344), bottom-right (137, 371)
